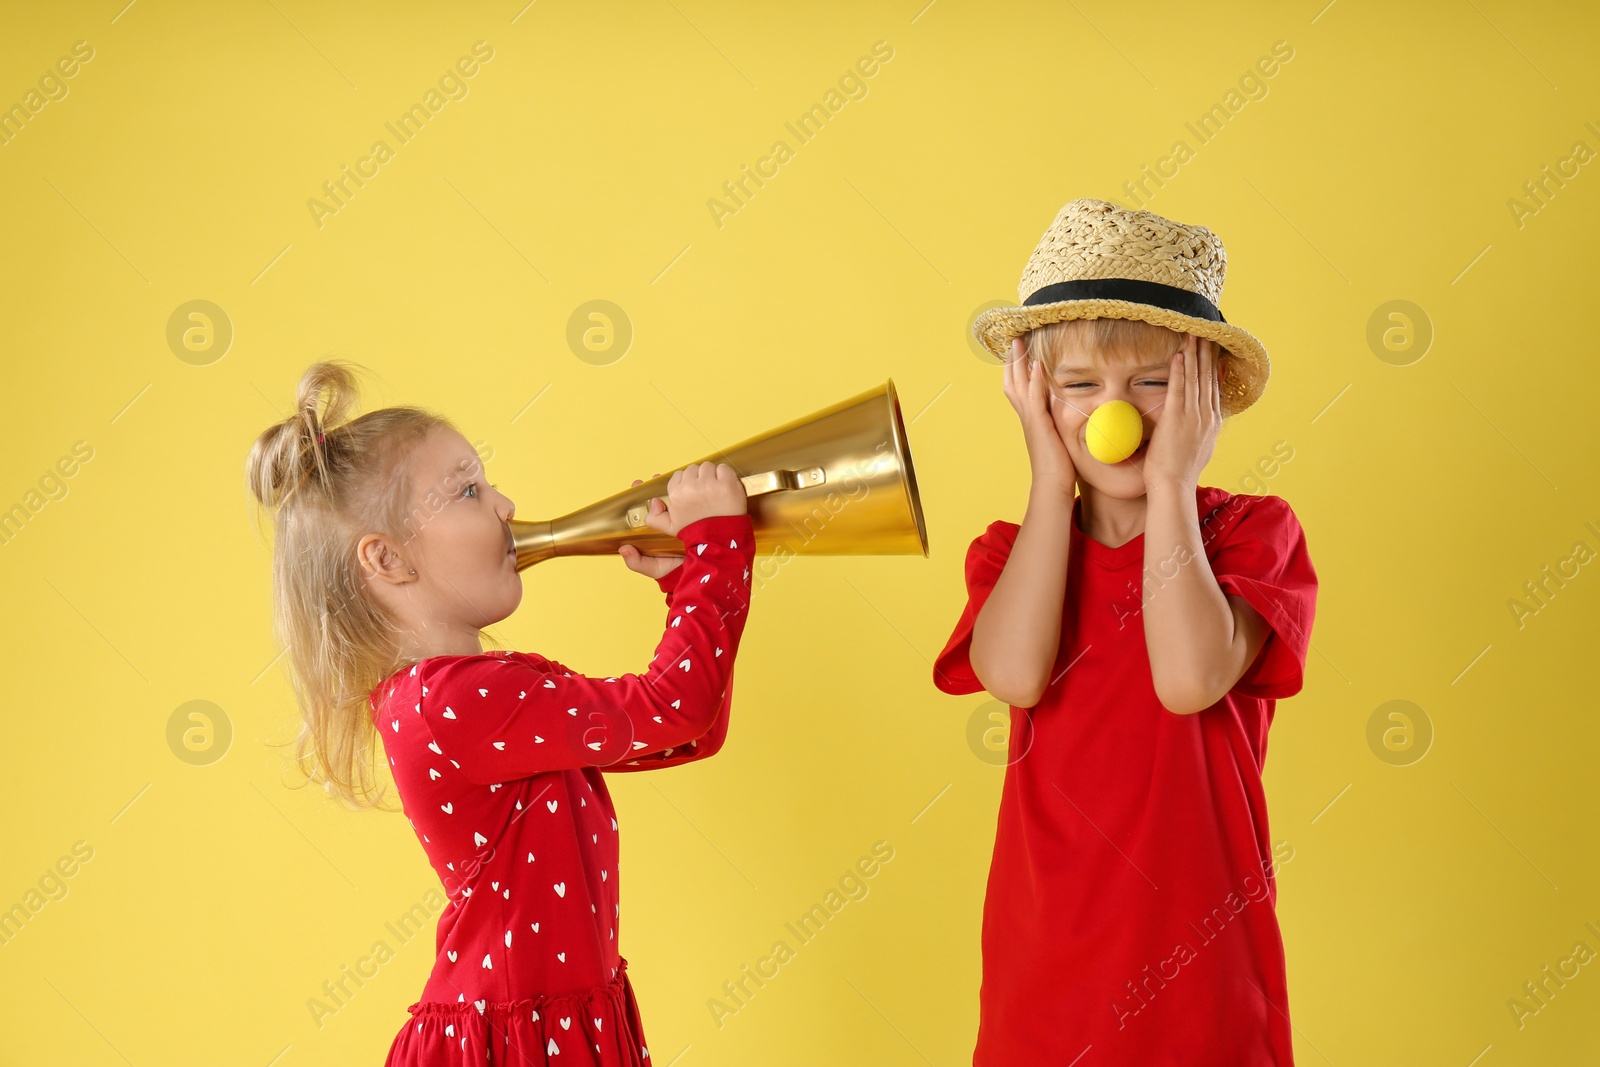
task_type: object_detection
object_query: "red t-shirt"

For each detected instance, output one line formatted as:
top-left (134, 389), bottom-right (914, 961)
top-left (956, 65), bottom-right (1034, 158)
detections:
top-left (933, 486), bottom-right (1317, 1066)
top-left (368, 514), bottom-right (755, 1066)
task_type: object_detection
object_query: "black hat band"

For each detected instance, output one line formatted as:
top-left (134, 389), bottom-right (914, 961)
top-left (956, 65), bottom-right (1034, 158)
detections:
top-left (1023, 278), bottom-right (1226, 324)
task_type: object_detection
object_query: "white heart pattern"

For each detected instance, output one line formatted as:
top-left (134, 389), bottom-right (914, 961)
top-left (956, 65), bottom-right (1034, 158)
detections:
top-left (554, 882), bottom-right (566, 897)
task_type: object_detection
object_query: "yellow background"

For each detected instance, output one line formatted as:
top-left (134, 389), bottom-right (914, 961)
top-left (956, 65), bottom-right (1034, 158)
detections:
top-left (2, 1), bottom-right (1597, 1063)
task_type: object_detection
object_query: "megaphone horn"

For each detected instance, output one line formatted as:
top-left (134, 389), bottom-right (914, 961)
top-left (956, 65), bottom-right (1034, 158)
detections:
top-left (511, 379), bottom-right (928, 568)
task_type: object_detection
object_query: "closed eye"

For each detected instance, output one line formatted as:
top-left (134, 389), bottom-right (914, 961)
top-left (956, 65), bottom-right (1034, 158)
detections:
top-left (1057, 380), bottom-right (1167, 389)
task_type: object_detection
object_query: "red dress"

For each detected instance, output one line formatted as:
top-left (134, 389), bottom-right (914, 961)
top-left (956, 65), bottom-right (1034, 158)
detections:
top-left (933, 487), bottom-right (1317, 1066)
top-left (369, 514), bottom-right (755, 1066)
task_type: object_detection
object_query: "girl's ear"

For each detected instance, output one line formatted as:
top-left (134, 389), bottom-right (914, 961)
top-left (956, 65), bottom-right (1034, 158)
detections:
top-left (358, 533), bottom-right (415, 584)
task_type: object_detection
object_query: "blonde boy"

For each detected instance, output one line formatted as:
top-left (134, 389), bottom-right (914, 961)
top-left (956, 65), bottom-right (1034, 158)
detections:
top-left (934, 199), bottom-right (1318, 1065)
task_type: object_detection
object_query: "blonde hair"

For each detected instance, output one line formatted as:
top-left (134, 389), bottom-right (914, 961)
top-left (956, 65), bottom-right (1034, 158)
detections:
top-left (245, 360), bottom-right (453, 811)
top-left (1024, 316), bottom-right (1180, 372)
top-left (1025, 316), bottom-right (1235, 405)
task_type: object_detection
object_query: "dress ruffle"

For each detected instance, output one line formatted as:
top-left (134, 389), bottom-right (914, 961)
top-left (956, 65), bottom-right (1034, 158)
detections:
top-left (383, 957), bottom-right (650, 1066)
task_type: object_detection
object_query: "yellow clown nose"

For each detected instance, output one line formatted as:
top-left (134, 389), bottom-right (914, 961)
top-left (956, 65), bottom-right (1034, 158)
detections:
top-left (1085, 400), bottom-right (1145, 464)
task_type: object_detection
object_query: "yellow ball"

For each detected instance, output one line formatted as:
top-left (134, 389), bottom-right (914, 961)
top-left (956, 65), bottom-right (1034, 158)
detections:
top-left (1085, 400), bottom-right (1145, 464)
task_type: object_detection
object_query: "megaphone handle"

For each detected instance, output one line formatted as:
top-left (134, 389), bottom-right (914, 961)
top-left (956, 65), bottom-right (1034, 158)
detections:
top-left (740, 465), bottom-right (826, 496)
top-left (625, 466), bottom-right (827, 529)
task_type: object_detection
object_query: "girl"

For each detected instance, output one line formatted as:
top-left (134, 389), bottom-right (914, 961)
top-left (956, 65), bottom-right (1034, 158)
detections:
top-left (246, 360), bottom-right (756, 1065)
top-left (935, 199), bottom-right (1318, 1065)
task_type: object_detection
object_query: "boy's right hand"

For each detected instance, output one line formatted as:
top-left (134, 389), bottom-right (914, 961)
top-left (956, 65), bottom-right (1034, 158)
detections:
top-left (1001, 337), bottom-right (1077, 501)
top-left (644, 461), bottom-right (750, 538)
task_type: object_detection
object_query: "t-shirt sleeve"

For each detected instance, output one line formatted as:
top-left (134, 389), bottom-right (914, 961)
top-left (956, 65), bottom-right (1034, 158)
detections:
top-left (417, 514), bottom-right (755, 782)
top-left (932, 520), bottom-right (1021, 695)
top-left (1209, 495), bottom-right (1318, 700)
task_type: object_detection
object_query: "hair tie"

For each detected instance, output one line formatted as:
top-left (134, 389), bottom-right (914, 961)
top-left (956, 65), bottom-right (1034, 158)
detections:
top-left (316, 433), bottom-right (325, 442)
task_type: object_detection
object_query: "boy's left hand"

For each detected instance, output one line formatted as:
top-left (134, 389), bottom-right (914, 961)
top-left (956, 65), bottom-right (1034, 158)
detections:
top-left (1142, 333), bottom-right (1222, 492)
top-left (619, 474), bottom-right (686, 579)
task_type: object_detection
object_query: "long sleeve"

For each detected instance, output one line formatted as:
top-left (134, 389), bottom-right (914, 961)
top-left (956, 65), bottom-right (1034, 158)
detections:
top-left (586, 558), bottom-right (735, 772)
top-left (417, 514), bottom-right (756, 782)
top-left (593, 670), bottom-right (735, 771)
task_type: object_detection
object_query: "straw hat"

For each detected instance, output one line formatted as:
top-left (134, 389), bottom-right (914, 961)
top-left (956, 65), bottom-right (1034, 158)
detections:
top-left (973, 198), bottom-right (1269, 418)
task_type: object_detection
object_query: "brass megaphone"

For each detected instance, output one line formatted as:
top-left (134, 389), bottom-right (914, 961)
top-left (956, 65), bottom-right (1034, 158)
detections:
top-left (511, 380), bottom-right (927, 568)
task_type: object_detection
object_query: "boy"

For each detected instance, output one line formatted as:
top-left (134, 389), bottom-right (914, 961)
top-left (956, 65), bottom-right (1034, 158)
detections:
top-left (934, 198), bottom-right (1318, 1065)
